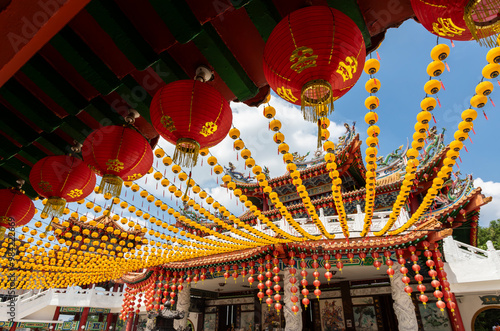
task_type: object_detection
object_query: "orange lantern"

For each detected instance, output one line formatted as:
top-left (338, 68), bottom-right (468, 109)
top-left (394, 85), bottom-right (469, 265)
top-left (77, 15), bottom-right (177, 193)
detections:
top-left (411, 0), bottom-right (500, 46)
top-left (29, 155), bottom-right (96, 217)
top-left (82, 126), bottom-right (153, 197)
top-left (263, 6), bottom-right (366, 122)
top-left (0, 188), bottom-right (35, 239)
top-left (150, 80), bottom-right (232, 167)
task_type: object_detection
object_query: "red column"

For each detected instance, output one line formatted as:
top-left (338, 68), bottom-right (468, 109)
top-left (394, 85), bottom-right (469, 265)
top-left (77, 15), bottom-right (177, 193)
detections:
top-left (9, 322), bottom-right (17, 331)
top-left (126, 313), bottom-right (135, 331)
top-left (433, 248), bottom-right (465, 331)
top-left (79, 307), bottom-right (90, 331)
top-left (105, 312), bottom-right (114, 331)
top-left (133, 313), bottom-right (140, 331)
top-left (51, 306), bottom-right (61, 330)
top-left (113, 283), bottom-right (120, 292)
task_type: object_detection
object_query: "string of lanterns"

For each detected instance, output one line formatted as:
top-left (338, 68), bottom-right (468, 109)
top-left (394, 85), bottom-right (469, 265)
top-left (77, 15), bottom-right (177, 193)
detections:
top-left (154, 147), bottom-right (280, 244)
top-left (262, 102), bottom-right (334, 239)
top-left (389, 49), bottom-right (498, 235)
top-left (360, 55), bottom-right (382, 237)
top-left (374, 41), bottom-right (451, 236)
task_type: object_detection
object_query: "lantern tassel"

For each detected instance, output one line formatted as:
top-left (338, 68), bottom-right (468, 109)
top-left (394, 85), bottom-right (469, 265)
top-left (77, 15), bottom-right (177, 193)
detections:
top-left (300, 80), bottom-right (333, 123)
top-left (173, 138), bottom-right (200, 168)
top-left (98, 174), bottom-right (123, 198)
top-left (483, 110), bottom-right (489, 120)
top-left (41, 197), bottom-right (67, 218)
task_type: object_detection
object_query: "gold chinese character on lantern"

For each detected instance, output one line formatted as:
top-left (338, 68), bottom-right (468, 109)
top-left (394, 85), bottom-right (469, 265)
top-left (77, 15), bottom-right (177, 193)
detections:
top-left (200, 121), bottom-right (218, 137)
top-left (127, 173), bottom-right (142, 181)
top-left (290, 46), bottom-right (318, 73)
top-left (336, 56), bottom-right (358, 82)
top-left (160, 115), bottom-right (176, 132)
top-left (432, 17), bottom-right (465, 37)
top-left (67, 189), bottom-right (83, 199)
top-left (106, 159), bottom-right (124, 172)
top-left (38, 180), bottom-right (52, 193)
top-left (277, 87), bottom-right (298, 103)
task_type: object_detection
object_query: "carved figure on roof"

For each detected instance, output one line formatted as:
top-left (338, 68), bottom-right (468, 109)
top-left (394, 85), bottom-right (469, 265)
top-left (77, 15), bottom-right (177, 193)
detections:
top-left (180, 201), bottom-right (203, 223)
top-left (224, 162), bottom-right (254, 183)
top-left (377, 145), bottom-right (404, 166)
top-left (435, 173), bottom-right (470, 206)
top-left (338, 122), bottom-right (356, 147)
top-left (421, 127), bottom-right (446, 166)
top-left (292, 151), bottom-right (310, 163)
top-left (263, 166), bottom-right (270, 180)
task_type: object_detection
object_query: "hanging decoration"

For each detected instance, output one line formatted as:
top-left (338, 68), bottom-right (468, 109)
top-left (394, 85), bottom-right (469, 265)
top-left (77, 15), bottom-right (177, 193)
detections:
top-left (263, 6), bottom-right (366, 122)
top-left (29, 155), bottom-right (96, 218)
top-left (0, 186), bottom-right (35, 240)
top-left (150, 71), bottom-right (232, 167)
top-left (411, 0), bottom-right (500, 46)
top-left (82, 125), bottom-right (153, 197)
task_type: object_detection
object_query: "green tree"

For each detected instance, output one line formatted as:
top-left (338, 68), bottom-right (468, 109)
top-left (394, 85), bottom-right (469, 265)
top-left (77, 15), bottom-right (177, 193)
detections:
top-left (477, 219), bottom-right (500, 250)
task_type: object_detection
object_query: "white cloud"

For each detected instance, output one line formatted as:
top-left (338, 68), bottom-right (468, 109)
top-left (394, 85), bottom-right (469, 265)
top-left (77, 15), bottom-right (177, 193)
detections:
top-left (155, 95), bottom-right (347, 217)
top-left (474, 178), bottom-right (500, 227)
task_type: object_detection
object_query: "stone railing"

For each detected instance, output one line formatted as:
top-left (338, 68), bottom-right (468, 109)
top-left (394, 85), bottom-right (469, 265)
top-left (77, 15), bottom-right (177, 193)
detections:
top-left (199, 205), bottom-right (412, 242)
top-left (0, 287), bottom-right (126, 321)
top-left (443, 236), bottom-right (500, 293)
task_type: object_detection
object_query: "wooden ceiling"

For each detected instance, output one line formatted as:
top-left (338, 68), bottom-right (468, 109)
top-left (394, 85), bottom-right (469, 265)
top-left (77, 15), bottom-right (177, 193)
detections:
top-left (0, 0), bottom-right (415, 197)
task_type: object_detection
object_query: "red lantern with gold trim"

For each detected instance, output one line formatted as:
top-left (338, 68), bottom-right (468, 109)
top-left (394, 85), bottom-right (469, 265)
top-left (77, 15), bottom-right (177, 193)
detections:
top-left (0, 188), bottom-right (35, 239)
top-left (82, 125), bottom-right (153, 197)
top-left (411, 0), bottom-right (500, 46)
top-left (150, 80), bottom-right (232, 167)
top-left (29, 155), bottom-right (96, 217)
top-left (263, 6), bottom-right (366, 122)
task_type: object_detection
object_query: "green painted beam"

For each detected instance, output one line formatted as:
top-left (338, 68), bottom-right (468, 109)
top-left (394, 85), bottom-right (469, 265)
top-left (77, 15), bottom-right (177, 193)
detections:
top-left (243, 0), bottom-right (282, 42)
top-left (0, 167), bottom-right (37, 198)
top-left (0, 80), bottom-right (61, 133)
top-left (50, 27), bottom-right (121, 96)
top-left (326, 0), bottom-right (372, 48)
top-left (87, 99), bottom-right (126, 126)
top-left (59, 118), bottom-right (92, 143)
top-left (19, 145), bottom-right (47, 164)
top-left (0, 136), bottom-right (20, 160)
top-left (21, 54), bottom-right (88, 116)
top-left (193, 24), bottom-right (259, 101)
top-left (35, 135), bottom-right (68, 156)
top-left (115, 76), bottom-right (153, 123)
top-left (156, 53), bottom-right (190, 84)
top-left (0, 104), bottom-right (39, 146)
top-left (149, 0), bottom-right (201, 44)
top-left (230, 0), bottom-right (253, 9)
top-left (85, 0), bottom-right (158, 70)
top-left (2, 158), bottom-right (31, 182)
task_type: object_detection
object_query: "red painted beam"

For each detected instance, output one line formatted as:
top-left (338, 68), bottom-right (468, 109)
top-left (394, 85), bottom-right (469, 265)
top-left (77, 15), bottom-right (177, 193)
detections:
top-left (0, 0), bottom-right (91, 88)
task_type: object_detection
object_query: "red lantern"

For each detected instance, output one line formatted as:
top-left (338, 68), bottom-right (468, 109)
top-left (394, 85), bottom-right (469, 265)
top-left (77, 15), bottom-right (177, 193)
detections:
top-left (150, 80), bottom-right (232, 167)
top-left (410, 0), bottom-right (500, 46)
top-left (263, 6), bottom-right (366, 122)
top-left (82, 125), bottom-right (153, 197)
top-left (0, 188), bottom-right (35, 239)
top-left (30, 155), bottom-right (96, 217)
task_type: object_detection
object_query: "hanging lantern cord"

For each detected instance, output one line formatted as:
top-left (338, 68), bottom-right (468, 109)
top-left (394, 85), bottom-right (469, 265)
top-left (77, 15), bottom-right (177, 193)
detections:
top-left (194, 65), bottom-right (214, 82)
top-left (70, 142), bottom-right (82, 155)
top-left (183, 171), bottom-right (193, 200)
top-left (125, 109), bottom-right (139, 124)
top-left (16, 179), bottom-right (25, 190)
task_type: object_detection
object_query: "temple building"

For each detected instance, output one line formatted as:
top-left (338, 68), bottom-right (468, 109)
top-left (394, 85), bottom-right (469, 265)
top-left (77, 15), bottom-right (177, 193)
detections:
top-left (1, 0), bottom-right (500, 331)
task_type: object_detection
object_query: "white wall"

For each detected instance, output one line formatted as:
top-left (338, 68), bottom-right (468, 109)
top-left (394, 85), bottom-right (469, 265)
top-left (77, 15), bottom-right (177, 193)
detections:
top-left (23, 305), bottom-right (56, 321)
top-left (456, 293), bottom-right (500, 331)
